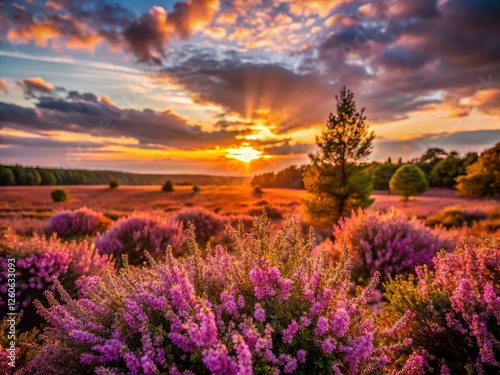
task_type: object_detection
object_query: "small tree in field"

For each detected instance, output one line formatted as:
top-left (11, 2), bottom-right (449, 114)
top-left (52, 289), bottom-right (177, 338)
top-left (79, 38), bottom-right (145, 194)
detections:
top-left (162, 180), bottom-right (174, 192)
top-left (303, 87), bottom-right (374, 226)
top-left (51, 188), bottom-right (69, 202)
top-left (109, 179), bottom-right (119, 189)
top-left (390, 164), bottom-right (428, 201)
top-left (192, 184), bottom-right (200, 193)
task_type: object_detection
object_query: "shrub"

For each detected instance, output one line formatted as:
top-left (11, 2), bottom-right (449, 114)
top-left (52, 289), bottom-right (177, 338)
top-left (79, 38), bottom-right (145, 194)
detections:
top-left (47, 207), bottom-right (113, 239)
top-left (94, 213), bottom-right (185, 268)
top-left (252, 185), bottom-right (263, 197)
top-left (109, 179), bottom-right (119, 189)
top-left (332, 208), bottom-right (457, 284)
top-left (50, 188), bottom-right (69, 202)
top-left (174, 207), bottom-right (227, 243)
top-left (162, 180), bottom-right (174, 192)
top-left (390, 164), bottom-right (428, 201)
top-left (192, 185), bottom-right (201, 193)
top-left (383, 239), bottom-right (500, 374)
top-left (248, 206), bottom-right (283, 220)
top-left (31, 214), bottom-right (423, 374)
top-left (425, 207), bottom-right (488, 229)
top-left (0, 225), bottom-right (111, 330)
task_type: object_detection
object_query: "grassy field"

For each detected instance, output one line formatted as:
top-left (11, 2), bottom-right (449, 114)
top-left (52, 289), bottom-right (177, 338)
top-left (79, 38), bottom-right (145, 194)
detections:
top-left (0, 185), bottom-right (478, 235)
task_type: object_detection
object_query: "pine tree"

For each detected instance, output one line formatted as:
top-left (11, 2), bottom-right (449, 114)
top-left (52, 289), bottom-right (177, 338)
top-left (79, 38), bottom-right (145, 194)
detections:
top-left (303, 87), bottom-right (374, 226)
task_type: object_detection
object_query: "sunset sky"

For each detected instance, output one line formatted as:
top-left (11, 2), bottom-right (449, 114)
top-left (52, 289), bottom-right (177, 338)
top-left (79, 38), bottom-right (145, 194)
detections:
top-left (0, 0), bottom-right (499, 175)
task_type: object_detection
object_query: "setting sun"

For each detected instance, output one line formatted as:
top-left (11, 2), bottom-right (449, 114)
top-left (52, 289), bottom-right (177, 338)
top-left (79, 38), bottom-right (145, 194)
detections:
top-left (225, 144), bottom-right (264, 163)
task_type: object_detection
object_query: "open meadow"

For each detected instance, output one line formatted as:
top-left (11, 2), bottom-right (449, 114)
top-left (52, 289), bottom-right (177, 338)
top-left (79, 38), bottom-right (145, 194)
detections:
top-left (0, 185), bottom-right (481, 235)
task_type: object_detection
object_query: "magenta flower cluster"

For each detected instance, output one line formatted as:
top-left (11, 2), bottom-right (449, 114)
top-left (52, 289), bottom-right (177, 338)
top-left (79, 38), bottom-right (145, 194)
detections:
top-left (94, 213), bottom-right (185, 267)
top-left (175, 207), bottom-right (227, 243)
top-left (332, 208), bottom-right (457, 282)
top-left (30, 215), bottom-right (423, 374)
top-left (415, 241), bottom-right (500, 374)
top-left (47, 206), bottom-right (112, 238)
top-left (0, 225), bottom-right (110, 325)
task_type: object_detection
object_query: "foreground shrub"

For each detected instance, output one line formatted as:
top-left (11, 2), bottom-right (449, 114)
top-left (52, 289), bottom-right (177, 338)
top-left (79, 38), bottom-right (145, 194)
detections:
top-left (0, 225), bottom-right (110, 330)
top-left (50, 188), bottom-right (69, 202)
top-left (425, 207), bottom-right (488, 229)
top-left (332, 208), bottom-right (457, 283)
top-left (94, 213), bottom-right (185, 268)
top-left (383, 239), bottom-right (500, 374)
top-left (31, 215), bottom-right (423, 374)
top-left (162, 180), bottom-right (174, 192)
top-left (175, 207), bottom-right (227, 243)
top-left (47, 207), bottom-right (112, 239)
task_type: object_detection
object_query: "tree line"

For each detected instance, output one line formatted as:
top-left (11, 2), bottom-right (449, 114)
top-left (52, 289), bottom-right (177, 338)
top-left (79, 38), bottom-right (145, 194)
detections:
top-left (0, 165), bottom-right (246, 186)
top-left (252, 146), bottom-right (496, 194)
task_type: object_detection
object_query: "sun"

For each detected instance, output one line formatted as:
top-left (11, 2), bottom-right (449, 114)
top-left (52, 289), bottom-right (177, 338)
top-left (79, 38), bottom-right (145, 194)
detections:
top-left (225, 144), bottom-right (263, 163)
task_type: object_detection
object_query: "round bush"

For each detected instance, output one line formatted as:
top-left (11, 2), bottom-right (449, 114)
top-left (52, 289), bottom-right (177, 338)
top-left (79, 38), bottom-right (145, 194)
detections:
top-left (192, 185), bottom-right (200, 193)
top-left (50, 188), bottom-right (69, 202)
top-left (383, 239), bottom-right (500, 374)
top-left (94, 213), bottom-right (185, 268)
top-left (252, 185), bottom-right (263, 197)
top-left (109, 179), bottom-right (119, 189)
top-left (390, 164), bottom-right (428, 201)
top-left (332, 208), bottom-right (457, 283)
top-left (174, 207), bottom-right (227, 243)
top-left (0, 225), bottom-right (111, 330)
top-left (47, 207), bottom-right (112, 239)
top-left (30, 215), bottom-right (423, 374)
top-left (162, 180), bottom-right (174, 192)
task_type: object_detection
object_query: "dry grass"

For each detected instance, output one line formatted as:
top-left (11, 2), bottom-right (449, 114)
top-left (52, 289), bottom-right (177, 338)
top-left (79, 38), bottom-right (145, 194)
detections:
top-left (0, 185), bottom-right (491, 234)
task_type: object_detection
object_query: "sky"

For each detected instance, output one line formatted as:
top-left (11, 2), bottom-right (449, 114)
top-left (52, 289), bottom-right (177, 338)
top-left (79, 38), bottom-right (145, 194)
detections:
top-left (0, 0), bottom-right (499, 175)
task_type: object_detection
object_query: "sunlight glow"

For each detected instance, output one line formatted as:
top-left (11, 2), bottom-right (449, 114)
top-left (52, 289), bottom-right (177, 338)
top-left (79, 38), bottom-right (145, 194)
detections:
top-left (225, 144), bottom-right (265, 163)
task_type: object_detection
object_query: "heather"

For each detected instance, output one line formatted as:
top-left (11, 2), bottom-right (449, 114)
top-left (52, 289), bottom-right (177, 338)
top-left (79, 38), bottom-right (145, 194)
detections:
top-left (47, 207), bottom-right (112, 239)
top-left (30, 215), bottom-right (424, 375)
top-left (331, 208), bottom-right (457, 283)
top-left (383, 239), bottom-right (500, 374)
top-left (0, 225), bottom-right (111, 330)
top-left (94, 213), bottom-right (185, 268)
top-left (174, 207), bottom-right (227, 243)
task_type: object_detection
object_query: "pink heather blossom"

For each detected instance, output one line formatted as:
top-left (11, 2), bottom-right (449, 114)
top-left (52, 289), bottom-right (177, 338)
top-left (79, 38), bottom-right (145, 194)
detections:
top-left (27, 214), bottom-right (423, 374)
top-left (296, 350), bottom-right (306, 363)
top-left (282, 321), bottom-right (299, 344)
top-left (254, 304), bottom-right (266, 323)
top-left (332, 208), bottom-right (457, 282)
top-left (95, 213), bottom-right (185, 267)
top-left (249, 262), bottom-right (293, 300)
top-left (47, 207), bottom-right (112, 238)
top-left (314, 316), bottom-right (329, 336)
top-left (175, 207), bottom-right (227, 243)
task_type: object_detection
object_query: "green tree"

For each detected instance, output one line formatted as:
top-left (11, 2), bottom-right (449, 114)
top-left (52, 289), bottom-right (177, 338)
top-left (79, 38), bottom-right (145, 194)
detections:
top-left (109, 179), bottom-right (119, 189)
top-left (456, 143), bottom-right (500, 198)
top-left (389, 164), bottom-right (429, 201)
top-left (162, 180), bottom-right (174, 192)
top-left (303, 87), bottom-right (374, 226)
top-left (429, 155), bottom-right (465, 188)
top-left (370, 163), bottom-right (399, 191)
top-left (38, 169), bottom-right (57, 185)
top-left (0, 166), bottom-right (16, 186)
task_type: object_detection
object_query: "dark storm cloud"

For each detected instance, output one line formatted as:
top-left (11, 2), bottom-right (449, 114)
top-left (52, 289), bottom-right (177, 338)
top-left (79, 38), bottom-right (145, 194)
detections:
top-left (0, 89), bottom-right (242, 149)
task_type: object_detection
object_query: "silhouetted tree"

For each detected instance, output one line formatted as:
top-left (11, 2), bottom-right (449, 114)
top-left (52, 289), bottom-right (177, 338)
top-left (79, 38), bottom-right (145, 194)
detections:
top-left (0, 166), bottom-right (15, 186)
top-left (303, 87), bottom-right (374, 226)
